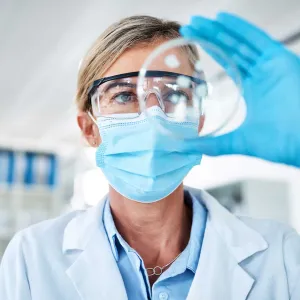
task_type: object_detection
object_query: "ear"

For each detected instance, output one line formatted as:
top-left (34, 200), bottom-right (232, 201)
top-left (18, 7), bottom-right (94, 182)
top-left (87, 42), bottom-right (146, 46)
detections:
top-left (77, 111), bottom-right (101, 147)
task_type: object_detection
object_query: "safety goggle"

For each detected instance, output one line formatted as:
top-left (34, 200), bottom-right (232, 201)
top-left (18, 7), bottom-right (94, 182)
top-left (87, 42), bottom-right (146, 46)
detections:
top-left (88, 70), bottom-right (208, 119)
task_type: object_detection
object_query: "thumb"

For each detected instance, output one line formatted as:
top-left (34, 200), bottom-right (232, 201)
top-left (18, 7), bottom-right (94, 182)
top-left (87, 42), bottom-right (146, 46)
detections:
top-left (193, 128), bottom-right (246, 156)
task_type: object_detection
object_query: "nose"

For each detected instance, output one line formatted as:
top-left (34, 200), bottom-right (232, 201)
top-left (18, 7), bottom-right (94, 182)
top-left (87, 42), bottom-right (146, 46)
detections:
top-left (146, 93), bottom-right (160, 108)
top-left (145, 92), bottom-right (164, 110)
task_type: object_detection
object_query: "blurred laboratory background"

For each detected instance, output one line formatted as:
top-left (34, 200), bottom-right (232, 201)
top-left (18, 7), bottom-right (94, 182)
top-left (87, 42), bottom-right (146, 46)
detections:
top-left (0, 0), bottom-right (300, 258)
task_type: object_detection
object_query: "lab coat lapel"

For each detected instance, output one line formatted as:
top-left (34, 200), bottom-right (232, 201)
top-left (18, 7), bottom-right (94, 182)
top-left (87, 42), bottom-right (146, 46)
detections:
top-left (63, 200), bottom-right (128, 300)
top-left (186, 222), bottom-right (255, 300)
top-left (185, 189), bottom-right (268, 300)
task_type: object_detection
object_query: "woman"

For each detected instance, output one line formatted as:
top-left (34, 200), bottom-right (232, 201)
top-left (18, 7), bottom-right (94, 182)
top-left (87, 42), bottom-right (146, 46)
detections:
top-left (1, 13), bottom-right (300, 300)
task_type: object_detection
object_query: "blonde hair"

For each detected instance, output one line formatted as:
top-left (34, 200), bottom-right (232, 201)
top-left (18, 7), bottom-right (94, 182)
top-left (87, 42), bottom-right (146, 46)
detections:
top-left (76, 15), bottom-right (197, 112)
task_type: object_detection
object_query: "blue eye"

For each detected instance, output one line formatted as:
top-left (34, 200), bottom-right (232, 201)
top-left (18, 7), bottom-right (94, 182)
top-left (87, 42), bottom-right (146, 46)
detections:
top-left (113, 92), bottom-right (137, 104)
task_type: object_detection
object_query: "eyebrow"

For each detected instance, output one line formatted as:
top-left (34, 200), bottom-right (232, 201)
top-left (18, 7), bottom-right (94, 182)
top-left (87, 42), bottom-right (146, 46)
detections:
top-left (103, 82), bottom-right (137, 93)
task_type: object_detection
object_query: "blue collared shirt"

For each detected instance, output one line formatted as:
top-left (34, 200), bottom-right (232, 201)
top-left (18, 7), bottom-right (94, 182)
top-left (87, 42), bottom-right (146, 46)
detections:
top-left (102, 192), bottom-right (207, 300)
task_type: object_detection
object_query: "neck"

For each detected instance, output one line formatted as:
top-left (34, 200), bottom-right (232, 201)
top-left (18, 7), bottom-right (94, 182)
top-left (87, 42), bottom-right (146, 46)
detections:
top-left (109, 184), bottom-right (192, 271)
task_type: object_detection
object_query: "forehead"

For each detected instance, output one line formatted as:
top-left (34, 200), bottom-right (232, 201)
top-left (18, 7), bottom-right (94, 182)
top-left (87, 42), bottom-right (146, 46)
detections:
top-left (102, 41), bottom-right (194, 78)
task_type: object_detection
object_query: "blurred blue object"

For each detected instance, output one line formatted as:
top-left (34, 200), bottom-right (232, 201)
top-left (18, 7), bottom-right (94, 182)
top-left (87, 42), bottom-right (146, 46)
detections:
top-left (24, 152), bottom-right (58, 188)
top-left (48, 154), bottom-right (57, 188)
top-left (0, 150), bottom-right (15, 185)
top-left (0, 149), bottom-right (57, 187)
top-left (180, 12), bottom-right (300, 168)
top-left (24, 152), bottom-right (34, 186)
top-left (7, 151), bottom-right (14, 185)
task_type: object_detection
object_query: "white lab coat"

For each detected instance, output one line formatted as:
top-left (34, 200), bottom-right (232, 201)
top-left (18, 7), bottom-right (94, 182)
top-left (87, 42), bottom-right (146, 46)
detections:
top-left (0, 189), bottom-right (300, 300)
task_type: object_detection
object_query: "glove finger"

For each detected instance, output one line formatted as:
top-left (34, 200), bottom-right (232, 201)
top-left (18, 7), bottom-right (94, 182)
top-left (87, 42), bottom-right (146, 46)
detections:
top-left (192, 127), bottom-right (247, 156)
top-left (189, 16), bottom-right (259, 62)
top-left (180, 25), bottom-right (248, 82)
top-left (180, 26), bottom-right (229, 68)
top-left (217, 12), bottom-right (280, 52)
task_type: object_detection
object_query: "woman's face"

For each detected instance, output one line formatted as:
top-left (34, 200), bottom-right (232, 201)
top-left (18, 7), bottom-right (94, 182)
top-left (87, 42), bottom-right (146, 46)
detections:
top-left (77, 40), bottom-right (194, 147)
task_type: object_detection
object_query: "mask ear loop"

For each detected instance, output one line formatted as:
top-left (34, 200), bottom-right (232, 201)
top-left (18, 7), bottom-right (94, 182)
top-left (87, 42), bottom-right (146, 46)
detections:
top-left (87, 110), bottom-right (102, 146)
top-left (88, 111), bottom-right (97, 124)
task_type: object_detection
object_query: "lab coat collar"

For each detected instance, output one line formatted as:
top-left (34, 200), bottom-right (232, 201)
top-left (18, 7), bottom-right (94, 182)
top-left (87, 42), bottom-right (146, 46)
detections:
top-left (186, 188), bottom-right (268, 300)
top-left (192, 188), bottom-right (268, 262)
top-left (62, 190), bottom-right (268, 300)
top-left (62, 205), bottom-right (100, 253)
top-left (63, 198), bottom-right (128, 300)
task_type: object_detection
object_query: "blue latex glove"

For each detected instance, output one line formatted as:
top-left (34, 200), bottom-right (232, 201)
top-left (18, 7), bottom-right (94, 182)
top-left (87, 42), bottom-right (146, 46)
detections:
top-left (180, 12), bottom-right (300, 168)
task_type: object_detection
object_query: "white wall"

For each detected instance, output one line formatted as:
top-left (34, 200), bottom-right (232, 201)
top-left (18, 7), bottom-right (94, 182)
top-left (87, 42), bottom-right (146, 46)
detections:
top-left (184, 155), bottom-right (300, 231)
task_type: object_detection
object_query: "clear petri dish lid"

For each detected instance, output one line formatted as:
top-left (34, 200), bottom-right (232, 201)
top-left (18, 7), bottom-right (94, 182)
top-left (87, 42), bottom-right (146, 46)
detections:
top-left (137, 37), bottom-right (243, 139)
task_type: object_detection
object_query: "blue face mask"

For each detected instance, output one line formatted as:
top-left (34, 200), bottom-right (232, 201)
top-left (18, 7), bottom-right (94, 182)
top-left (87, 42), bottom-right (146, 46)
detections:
top-left (94, 107), bottom-right (202, 203)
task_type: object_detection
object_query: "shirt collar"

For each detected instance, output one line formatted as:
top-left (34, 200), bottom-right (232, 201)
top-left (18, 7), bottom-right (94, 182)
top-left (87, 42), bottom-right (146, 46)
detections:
top-left (102, 191), bottom-right (207, 272)
top-left (102, 199), bottom-right (120, 260)
top-left (186, 191), bottom-right (207, 273)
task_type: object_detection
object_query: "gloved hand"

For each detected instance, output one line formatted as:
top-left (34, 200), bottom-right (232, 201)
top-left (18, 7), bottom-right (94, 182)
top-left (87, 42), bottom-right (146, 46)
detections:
top-left (180, 12), bottom-right (300, 168)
